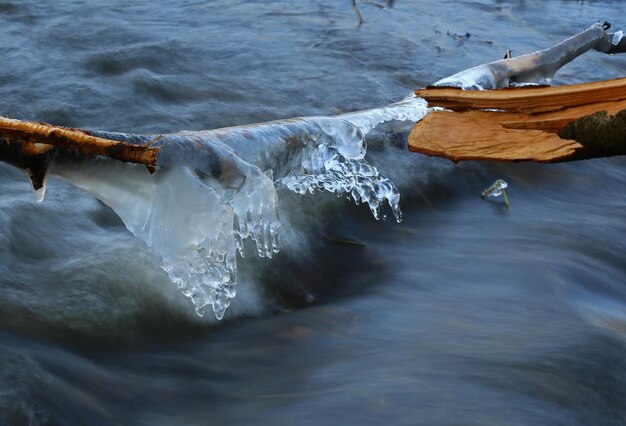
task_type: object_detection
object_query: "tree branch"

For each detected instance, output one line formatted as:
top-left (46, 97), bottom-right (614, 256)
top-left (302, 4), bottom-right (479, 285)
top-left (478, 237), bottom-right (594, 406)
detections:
top-left (434, 23), bottom-right (614, 89)
top-left (0, 21), bottom-right (624, 182)
top-left (0, 117), bottom-right (158, 189)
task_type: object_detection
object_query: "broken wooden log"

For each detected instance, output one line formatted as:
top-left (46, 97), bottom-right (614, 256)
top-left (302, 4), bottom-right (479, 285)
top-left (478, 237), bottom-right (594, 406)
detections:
top-left (0, 22), bottom-right (624, 182)
top-left (409, 78), bottom-right (626, 162)
top-left (407, 23), bottom-right (626, 164)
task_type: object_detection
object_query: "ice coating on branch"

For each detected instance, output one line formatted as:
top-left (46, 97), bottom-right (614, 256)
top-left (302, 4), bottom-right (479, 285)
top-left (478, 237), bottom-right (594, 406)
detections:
top-left (168, 112), bottom-right (410, 223)
top-left (341, 94), bottom-right (429, 134)
top-left (51, 160), bottom-right (253, 319)
top-left (144, 137), bottom-right (280, 318)
top-left (434, 23), bottom-right (610, 89)
top-left (51, 95), bottom-right (429, 319)
top-left (434, 65), bottom-right (502, 90)
top-left (273, 95), bottom-right (428, 222)
top-left (279, 143), bottom-right (402, 221)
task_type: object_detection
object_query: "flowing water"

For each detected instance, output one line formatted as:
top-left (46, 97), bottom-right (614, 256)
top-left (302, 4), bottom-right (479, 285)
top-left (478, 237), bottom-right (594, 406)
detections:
top-left (1, 1), bottom-right (626, 424)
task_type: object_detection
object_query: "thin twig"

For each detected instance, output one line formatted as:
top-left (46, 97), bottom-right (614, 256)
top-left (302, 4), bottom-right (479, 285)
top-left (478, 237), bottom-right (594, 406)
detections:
top-left (363, 1), bottom-right (385, 9)
top-left (351, 0), bottom-right (364, 27)
top-left (143, 134), bottom-right (163, 146)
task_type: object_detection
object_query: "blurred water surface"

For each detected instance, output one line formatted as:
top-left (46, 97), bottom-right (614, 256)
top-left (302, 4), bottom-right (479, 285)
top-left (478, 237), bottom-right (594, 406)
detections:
top-left (1, 1), bottom-right (626, 424)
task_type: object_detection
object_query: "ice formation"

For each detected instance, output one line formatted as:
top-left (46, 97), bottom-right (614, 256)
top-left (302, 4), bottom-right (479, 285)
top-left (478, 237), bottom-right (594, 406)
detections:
top-left (613, 31), bottom-right (624, 48)
top-left (434, 23), bottom-right (611, 89)
top-left (48, 94), bottom-right (431, 319)
top-left (278, 95), bottom-right (429, 222)
top-left (6, 22), bottom-right (621, 318)
top-left (482, 179), bottom-right (508, 198)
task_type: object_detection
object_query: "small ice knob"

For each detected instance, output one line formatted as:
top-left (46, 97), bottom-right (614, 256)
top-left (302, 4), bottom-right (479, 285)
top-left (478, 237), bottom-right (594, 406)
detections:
top-left (482, 179), bottom-right (510, 207)
top-left (482, 179), bottom-right (508, 197)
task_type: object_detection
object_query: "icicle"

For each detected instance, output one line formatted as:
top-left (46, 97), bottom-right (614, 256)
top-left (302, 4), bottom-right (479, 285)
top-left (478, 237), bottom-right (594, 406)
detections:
top-left (25, 167), bottom-right (48, 203)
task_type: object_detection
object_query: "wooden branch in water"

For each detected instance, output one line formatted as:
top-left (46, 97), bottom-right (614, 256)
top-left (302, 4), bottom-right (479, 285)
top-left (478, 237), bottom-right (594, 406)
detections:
top-left (0, 117), bottom-right (159, 189)
top-left (433, 22), bottom-right (616, 89)
top-left (409, 78), bottom-right (626, 162)
top-left (407, 24), bottom-right (626, 164)
top-left (0, 22), bottom-right (623, 183)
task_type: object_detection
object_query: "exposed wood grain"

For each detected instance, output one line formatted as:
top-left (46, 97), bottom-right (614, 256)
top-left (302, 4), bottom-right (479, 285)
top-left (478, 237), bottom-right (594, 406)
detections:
top-left (409, 83), bottom-right (626, 163)
top-left (409, 110), bottom-right (583, 162)
top-left (415, 77), bottom-right (626, 113)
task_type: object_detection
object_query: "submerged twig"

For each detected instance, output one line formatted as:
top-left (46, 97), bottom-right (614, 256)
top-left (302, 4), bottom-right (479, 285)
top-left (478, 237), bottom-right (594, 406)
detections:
top-left (351, 0), bottom-right (364, 27)
top-left (351, 0), bottom-right (394, 26)
top-left (363, 1), bottom-right (385, 9)
top-left (143, 134), bottom-right (163, 146)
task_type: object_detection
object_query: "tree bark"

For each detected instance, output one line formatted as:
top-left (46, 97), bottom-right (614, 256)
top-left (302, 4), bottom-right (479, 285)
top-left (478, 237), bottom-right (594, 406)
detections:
top-left (0, 117), bottom-right (158, 189)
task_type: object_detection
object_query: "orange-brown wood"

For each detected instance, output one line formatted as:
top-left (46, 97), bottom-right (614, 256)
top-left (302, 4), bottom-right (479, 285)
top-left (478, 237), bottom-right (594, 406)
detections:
top-left (415, 77), bottom-right (626, 114)
top-left (0, 117), bottom-right (159, 172)
top-left (409, 110), bottom-right (583, 162)
top-left (409, 81), bottom-right (626, 163)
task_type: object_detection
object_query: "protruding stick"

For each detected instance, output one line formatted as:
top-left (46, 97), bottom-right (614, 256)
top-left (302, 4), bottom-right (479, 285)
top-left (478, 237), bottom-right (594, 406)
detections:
top-left (434, 23), bottom-right (616, 89)
top-left (0, 117), bottom-right (159, 173)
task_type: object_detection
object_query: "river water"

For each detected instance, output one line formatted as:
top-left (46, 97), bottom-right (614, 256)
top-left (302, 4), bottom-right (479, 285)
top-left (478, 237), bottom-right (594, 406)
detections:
top-left (1, 1), bottom-right (626, 424)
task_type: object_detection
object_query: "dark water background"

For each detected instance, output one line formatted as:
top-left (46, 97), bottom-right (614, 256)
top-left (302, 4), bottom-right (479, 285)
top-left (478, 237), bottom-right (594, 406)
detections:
top-left (1, 1), bottom-right (626, 424)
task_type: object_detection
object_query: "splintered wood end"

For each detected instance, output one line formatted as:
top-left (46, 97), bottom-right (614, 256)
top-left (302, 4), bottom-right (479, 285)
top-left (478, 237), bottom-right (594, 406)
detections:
top-left (410, 79), bottom-right (626, 163)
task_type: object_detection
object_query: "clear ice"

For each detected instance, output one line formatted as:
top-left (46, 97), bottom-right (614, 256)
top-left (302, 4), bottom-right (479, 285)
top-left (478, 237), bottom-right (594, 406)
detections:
top-left (278, 95), bottom-right (429, 222)
top-left (49, 94), bottom-right (431, 319)
top-left (34, 22), bottom-right (618, 318)
top-left (434, 23), bottom-right (609, 90)
top-left (482, 179), bottom-right (508, 198)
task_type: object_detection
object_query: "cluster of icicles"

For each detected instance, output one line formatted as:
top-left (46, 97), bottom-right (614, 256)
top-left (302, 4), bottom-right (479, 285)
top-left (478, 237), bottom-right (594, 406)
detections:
top-left (50, 95), bottom-right (429, 319)
top-left (39, 23), bottom-right (625, 318)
